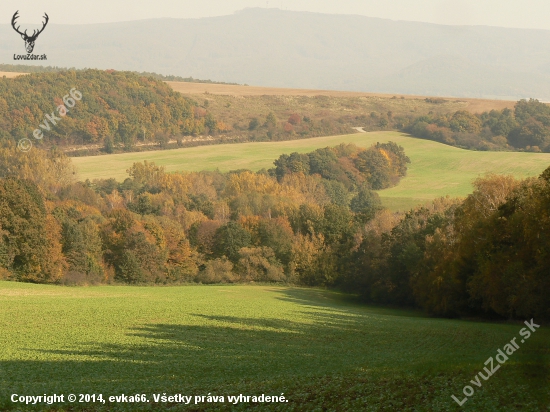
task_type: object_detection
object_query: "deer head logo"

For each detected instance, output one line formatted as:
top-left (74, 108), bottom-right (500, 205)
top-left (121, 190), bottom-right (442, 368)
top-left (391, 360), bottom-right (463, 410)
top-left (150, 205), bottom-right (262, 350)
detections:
top-left (11, 11), bottom-right (49, 54)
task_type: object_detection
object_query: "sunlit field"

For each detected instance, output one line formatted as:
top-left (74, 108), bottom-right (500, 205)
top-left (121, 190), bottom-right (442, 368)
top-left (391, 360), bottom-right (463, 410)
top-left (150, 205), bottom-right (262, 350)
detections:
top-left (72, 132), bottom-right (550, 211)
top-left (0, 281), bottom-right (548, 411)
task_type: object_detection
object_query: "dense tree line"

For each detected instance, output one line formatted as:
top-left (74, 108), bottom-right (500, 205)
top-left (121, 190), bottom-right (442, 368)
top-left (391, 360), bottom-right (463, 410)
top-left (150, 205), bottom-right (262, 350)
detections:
top-left (0, 64), bottom-right (236, 85)
top-left (0, 70), bottom-right (219, 150)
top-left (0, 142), bottom-right (399, 286)
top-left (244, 106), bottom-right (421, 145)
top-left (349, 171), bottom-right (550, 320)
top-left (270, 142), bottom-right (410, 190)
top-left (242, 110), bottom-right (360, 144)
top-left (2, 140), bottom-right (548, 319)
top-left (406, 99), bottom-right (550, 152)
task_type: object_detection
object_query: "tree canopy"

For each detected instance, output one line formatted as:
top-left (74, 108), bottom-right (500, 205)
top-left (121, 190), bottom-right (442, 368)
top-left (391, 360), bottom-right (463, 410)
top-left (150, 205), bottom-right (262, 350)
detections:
top-left (0, 70), bottom-right (216, 150)
top-left (406, 99), bottom-right (550, 152)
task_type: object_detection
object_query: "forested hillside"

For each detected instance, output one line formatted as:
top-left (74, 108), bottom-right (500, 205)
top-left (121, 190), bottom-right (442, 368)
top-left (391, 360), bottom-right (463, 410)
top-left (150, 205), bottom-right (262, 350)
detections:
top-left (7, 68), bottom-right (549, 156)
top-left (0, 70), bottom-right (216, 150)
top-left (0, 69), bottom-right (474, 155)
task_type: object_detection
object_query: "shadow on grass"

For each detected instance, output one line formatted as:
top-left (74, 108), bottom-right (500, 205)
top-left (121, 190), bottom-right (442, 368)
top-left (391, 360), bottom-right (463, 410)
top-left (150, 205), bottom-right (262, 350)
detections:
top-left (0, 291), bottom-right (380, 401)
top-left (0, 288), bottom-right (548, 410)
top-left (273, 287), bottom-right (428, 318)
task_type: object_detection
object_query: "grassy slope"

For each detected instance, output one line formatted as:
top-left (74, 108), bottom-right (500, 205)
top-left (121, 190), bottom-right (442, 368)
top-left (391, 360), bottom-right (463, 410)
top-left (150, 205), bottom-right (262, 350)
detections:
top-left (72, 132), bottom-right (550, 211)
top-left (0, 282), bottom-right (547, 411)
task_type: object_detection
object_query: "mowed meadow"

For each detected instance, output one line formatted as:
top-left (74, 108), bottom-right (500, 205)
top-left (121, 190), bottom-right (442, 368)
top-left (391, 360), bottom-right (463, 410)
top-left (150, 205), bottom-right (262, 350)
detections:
top-left (0, 281), bottom-right (548, 411)
top-left (72, 131), bottom-right (550, 210)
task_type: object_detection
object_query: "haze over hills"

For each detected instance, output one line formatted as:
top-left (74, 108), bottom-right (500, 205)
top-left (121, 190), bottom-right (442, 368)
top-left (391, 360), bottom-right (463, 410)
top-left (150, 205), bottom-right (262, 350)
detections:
top-left (2, 8), bottom-right (550, 99)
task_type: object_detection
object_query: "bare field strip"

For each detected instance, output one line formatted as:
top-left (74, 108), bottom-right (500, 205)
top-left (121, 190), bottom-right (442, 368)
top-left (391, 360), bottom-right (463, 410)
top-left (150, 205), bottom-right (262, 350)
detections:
top-left (0, 71), bottom-right (27, 78)
top-left (166, 81), bottom-right (516, 113)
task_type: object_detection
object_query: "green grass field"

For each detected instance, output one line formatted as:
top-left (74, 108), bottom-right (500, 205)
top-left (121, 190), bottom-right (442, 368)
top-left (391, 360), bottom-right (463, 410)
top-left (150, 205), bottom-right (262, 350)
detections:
top-left (0, 281), bottom-right (548, 411)
top-left (72, 132), bottom-right (550, 211)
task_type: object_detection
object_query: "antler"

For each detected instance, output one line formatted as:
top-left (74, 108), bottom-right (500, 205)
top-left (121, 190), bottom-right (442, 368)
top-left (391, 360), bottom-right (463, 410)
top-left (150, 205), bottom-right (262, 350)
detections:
top-left (29, 13), bottom-right (49, 39)
top-left (11, 11), bottom-right (27, 37)
top-left (11, 11), bottom-right (49, 40)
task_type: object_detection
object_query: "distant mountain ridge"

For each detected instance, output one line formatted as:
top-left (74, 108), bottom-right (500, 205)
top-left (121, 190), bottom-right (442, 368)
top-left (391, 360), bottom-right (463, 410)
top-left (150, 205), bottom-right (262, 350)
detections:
top-left (2, 8), bottom-right (550, 99)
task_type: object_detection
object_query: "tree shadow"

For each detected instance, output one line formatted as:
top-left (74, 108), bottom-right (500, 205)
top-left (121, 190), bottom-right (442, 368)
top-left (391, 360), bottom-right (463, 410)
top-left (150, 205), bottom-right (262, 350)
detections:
top-left (1, 287), bottom-right (548, 410)
top-left (0, 294), bottom-right (407, 409)
top-left (272, 287), bottom-right (427, 318)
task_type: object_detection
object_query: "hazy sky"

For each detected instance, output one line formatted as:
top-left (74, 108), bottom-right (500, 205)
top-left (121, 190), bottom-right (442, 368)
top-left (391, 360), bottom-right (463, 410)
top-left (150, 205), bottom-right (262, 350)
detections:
top-left (3, 0), bottom-right (550, 30)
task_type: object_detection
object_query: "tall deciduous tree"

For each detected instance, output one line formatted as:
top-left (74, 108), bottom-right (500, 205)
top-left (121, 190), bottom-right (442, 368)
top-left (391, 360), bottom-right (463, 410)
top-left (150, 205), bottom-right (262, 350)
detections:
top-left (0, 178), bottom-right (66, 282)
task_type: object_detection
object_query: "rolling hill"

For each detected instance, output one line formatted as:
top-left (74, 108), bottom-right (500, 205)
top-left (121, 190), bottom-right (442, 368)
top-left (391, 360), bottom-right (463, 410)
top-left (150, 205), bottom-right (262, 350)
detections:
top-left (2, 8), bottom-right (550, 99)
top-left (72, 131), bottom-right (550, 211)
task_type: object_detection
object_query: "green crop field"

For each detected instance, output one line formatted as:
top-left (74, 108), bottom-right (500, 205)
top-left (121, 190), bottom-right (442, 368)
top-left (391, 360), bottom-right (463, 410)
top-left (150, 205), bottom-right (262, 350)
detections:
top-left (0, 281), bottom-right (547, 411)
top-left (72, 132), bottom-right (550, 211)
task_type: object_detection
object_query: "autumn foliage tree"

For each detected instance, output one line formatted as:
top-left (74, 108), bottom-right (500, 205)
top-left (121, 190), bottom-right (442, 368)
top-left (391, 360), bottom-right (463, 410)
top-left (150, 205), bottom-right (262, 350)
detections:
top-left (0, 70), bottom-right (216, 150)
top-left (271, 142), bottom-right (410, 190)
top-left (0, 178), bottom-right (66, 282)
top-left (407, 98), bottom-right (550, 152)
top-left (2, 141), bottom-right (549, 320)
